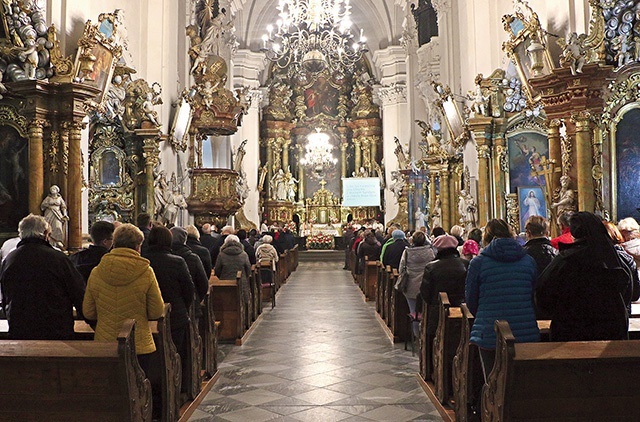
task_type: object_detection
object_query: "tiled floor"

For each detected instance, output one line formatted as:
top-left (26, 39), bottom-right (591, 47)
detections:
top-left (189, 252), bottom-right (443, 421)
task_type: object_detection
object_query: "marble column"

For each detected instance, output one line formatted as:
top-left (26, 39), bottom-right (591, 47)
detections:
top-left (340, 143), bottom-right (347, 178)
top-left (266, 139), bottom-right (274, 198)
top-left (67, 121), bottom-right (85, 251)
top-left (28, 119), bottom-right (46, 216)
top-left (361, 138), bottom-right (371, 172)
top-left (282, 139), bottom-right (290, 171)
top-left (571, 111), bottom-right (595, 212)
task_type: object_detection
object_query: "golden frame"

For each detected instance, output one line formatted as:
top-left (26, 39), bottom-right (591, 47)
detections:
top-left (431, 81), bottom-right (469, 149)
top-left (73, 14), bottom-right (122, 104)
top-left (502, 1), bottom-right (554, 103)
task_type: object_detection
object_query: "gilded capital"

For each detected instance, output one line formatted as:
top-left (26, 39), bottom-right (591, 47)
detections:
top-left (476, 145), bottom-right (491, 159)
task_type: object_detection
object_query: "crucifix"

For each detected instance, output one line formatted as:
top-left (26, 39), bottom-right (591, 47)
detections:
top-left (530, 156), bottom-right (561, 236)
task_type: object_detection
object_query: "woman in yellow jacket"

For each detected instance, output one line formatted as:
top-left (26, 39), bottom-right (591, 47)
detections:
top-left (83, 223), bottom-right (164, 373)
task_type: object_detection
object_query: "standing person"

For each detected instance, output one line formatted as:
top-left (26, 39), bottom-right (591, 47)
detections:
top-left (357, 231), bottom-right (381, 271)
top-left (142, 224), bottom-right (194, 377)
top-left (83, 223), bottom-right (164, 417)
top-left (604, 221), bottom-right (640, 316)
top-left (382, 229), bottom-right (410, 270)
top-left (1, 214), bottom-right (85, 340)
top-left (237, 229), bottom-right (256, 265)
top-left (255, 234), bottom-right (279, 269)
top-left (421, 233), bottom-right (469, 375)
top-left (199, 223), bottom-right (216, 251)
top-left (550, 211), bottom-right (574, 249)
top-left (397, 231), bottom-right (436, 336)
top-left (170, 226), bottom-right (208, 304)
top-left (136, 212), bottom-right (152, 255)
top-left (537, 212), bottom-right (629, 342)
top-left (465, 219), bottom-right (540, 381)
top-left (185, 224), bottom-right (213, 279)
top-left (210, 225), bottom-right (234, 266)
top-left (461, 239), bottom-right (479, 261)
top-left (69, 221), bottom-right (115, 283)
top-left (214, 235), bottom-right (252, 306)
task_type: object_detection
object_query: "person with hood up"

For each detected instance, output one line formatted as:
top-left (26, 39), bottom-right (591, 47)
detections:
top-left (214, 234), bottom-right (252, 301)
top-left (357, 230), bottom-right (381, 273)
top-left (397, 231), bottom-right (436, 336)
top-left (537, 212), bottom-right (629, 342)
top-left (465, 219), bottom-right (540, 382)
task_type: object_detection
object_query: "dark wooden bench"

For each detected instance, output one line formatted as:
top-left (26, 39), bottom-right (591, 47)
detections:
top-left (389, 269), bottom-right (410, 343)
top-left (210, 271), bottom-right (244, 344)
top-left (433, 292), bottom-right (462, 405)
top-left (376, 261), bottom-right (385, 316)
top-left (482, 320), bottom-right (640, 421)
top-left (202, 283), bottom-right (219, 379)
top-left (363, 260), bottom-right (378, 301)
top-left (0, 319), bottom-right (151, 421)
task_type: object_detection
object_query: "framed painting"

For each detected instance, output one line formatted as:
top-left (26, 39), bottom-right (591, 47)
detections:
top-left (518, 186), bottom-right (546, 231)
top-left (169, 96), bottom-right (192, 152)
top-left (507, 131), bottom-right (548, 193)
top-left (613, 107), bottom-right (640, 220)
top-left (432, 81), bottom-right (467, 147)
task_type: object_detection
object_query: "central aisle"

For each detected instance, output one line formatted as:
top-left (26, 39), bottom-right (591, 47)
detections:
top-left (189, 252), bottom-right (443, 421)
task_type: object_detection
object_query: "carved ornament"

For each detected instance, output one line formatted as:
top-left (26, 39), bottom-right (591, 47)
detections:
top-left (377, 83), bottom-right (407, 105)
top-left (0, 105), bottom-right (28, 138)
top-left (47, 24), bottom-right (75, 81)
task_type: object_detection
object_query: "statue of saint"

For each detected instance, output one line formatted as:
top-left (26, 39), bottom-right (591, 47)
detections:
top-left (415, 208), bottom-right (426, 230)
top-left (40, 185), bottom-right (68, 248)
top-left (162, 187), bottom-right (188, 226)
top-left (270, 169), bottom-right (287, 201)
top-left (551, 175), bottom-right (576, 225)
top-left (431, 197), bottom-right (442, 229)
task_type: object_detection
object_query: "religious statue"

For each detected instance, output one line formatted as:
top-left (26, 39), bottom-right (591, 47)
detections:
top-left (393, 137), bottom-right (409, 170)
top-left (154, 170), bottom-right (169, 221)
top-left (459, 190), bottom-right (478, 232)
top-left (40, 185), bottom-right (68, 248)
top-left (468, 76), bottom-right (489, 117)
top-left (558, 32), bottom-right (586, 75)
top-left (431, 197), bottom-right (442, 229)
top-left (415, 208), bottom-right (426, 230)
top-left (285, 170), bottom-right (298, 202)
top-left (270, 169), bottom-right (287, 201)
top-left (551, 175), bottom-right (576, 225)
top-left (389, 170), bottom-right (405, 200)
top-left (162, 187), bottom-right (188, 226)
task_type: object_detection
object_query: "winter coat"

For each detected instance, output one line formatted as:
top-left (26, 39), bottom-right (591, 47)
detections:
top-left (200, 232), bottom-right (216, 251)
top-left (614, 244), bottom-right (640, 315)
top-left (357, 236), bottom-right (381, 275)
top-left (214, 240), bottom-right (252, 298)
top-left (421, 248), bottom-right (468, 335)
top-left (465, 237), bottom-right (540, 350)
top-left (550, 227), bottom-right (573, 249)
top-left (69, 245), bottom-right (110, 283)
top-left (1, 237), bottom-right (85, 340)
top-left (398, 244), bottom-right (437, 300)
top-left (172, 243), bottom-right (208, 303)
top-left (537, 240), bottom-right (629, 342)
top-left (523, 237), bottom-right (557, 280)
top-left (142, 245), bottom-right (194, 329)
top-left (256, 243), bottom-right (279, 270)
top-left (621, 238), bottom-right (640, 273)
top-left (83, 247), bottom-right (164, 354)
top-left (242, 239), bottom-right (257, 265)
top-left (186, 236), bottom-right (213, 279)
top-left (382, 239), bottom-right (410, 270)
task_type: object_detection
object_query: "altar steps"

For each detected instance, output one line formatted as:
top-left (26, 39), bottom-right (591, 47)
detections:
top-left (298, 250), bottom-right (344, 263)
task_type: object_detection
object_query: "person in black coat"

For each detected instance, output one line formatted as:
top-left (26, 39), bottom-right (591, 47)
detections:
top-left (170, 226), bottom-right (208, 304)
top-left (523, 216), bottom-right (557, 280)
top-left (199, 223), bottom-right (217, 251)
top-left (537, 212), bottom-right (630, 342)
top-left (1, 214), bottom-right (85, 340)
top-left (382, 230), bottom-right (409, 270)
top-left (69, 221), bottom-right (115, 283)
top-left (357, 231), bottom-right (381, 274)
top-left (210, 225), bottom-right (233, 266)
top-left (237, 229), bottom-right (256, 265)
top-left (136, 212), bottom-right (152, 255)
top-left (186, 225), bottom-right (213, 279)
top-left (142, 224), bottom-right (194, 361)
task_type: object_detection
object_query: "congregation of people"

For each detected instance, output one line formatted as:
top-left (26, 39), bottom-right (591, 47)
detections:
top-left (345, 211), bottom-right (640, 383)
top-left (0, 212), bottom-right (298, 419)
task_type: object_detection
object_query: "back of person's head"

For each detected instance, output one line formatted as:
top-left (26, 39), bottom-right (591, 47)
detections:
top-left (148, 224), bottom-right (173, 249)
top-left (249, 229), bottom-right (257, 237)
top-left (136, 213), bottom-right (151, 229)
top-left (113, 223), bottom-right (144, 250)
top-left (618, 217), bottom-right (640, 240)
top-left (604, 220), bottom-right (625, 244)
top-left (412, 231), bottom-right (426, 246)
top-left (237, 229), bottom-right (247, 240)
top-left (221, 225), bottom-right (234, 235)
top-left (262, 234), bottom-right (273, 244)
top-left (201, 223), bottom-right (212, 234)
top-left (450, 225), bottom-right (464, 238)
top-left (91, 221), bottom-right (115, 245)
top-left (392, 229), bottom-right (406, 240)
top-left (558, 211), bottom-right (572, 229)
top-left (468, 228), bottom-right (483, 244)
top-left (432, 227), bottom-right (446, 238)
top-left (169, 226), bottom-right (188, 244)
top-left (570, 212), bottom-right (619, 268)
top-left (225, 234), bottom-right (240, 244)
top-left (525, 215), bottom-right (548, 238)
top-left (483, 219), bottom-right (514, 245)
top-left (185, 224), bottom-right (200, 240)
top-left (18, 214), bottom-right (49, 240)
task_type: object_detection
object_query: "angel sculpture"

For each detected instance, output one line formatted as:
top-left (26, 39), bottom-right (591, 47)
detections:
top-left (558, 32), bottom-right (586, 75)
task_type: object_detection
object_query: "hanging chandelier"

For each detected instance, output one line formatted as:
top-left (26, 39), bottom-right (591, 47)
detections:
top-left (260, 0), bottom-right (368, 74)
top-left (300, 129), bottom-right (338, 175)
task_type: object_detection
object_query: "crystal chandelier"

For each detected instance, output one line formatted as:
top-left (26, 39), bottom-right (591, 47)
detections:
top-left (260, 0), bottom-right (368, 74)
top-left (300, 129), bottom-right (338, 175)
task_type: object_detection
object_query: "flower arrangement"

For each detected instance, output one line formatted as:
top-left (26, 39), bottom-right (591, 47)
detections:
top-left (306, 233), bottom-right (334, 250)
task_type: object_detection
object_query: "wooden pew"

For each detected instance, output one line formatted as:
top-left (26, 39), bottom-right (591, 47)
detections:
top-left (349, 249), bottom-right (358, 283)
top-left (278, 251), bottom-right (288, 284)
top-left (384, 267), bottom-right (394, 326)
top-left (0, 319), bottom-right (152, 421)
top-left (210, 272), bottom-right (244, 344)
top-left (376, 261), bottom-right (384, 315)
top-left (390, 270), bottom-right (410, 343)
top-left (363, 260), bottom-right (378, 301)
top-left (202, 284), bottom-right (218, 379)
top-left (185, 298), bottom-right (203, 400)
top-left (291, 244), bottom-right (299, 271)
top-left (258, 259), bottom-right (276, 309)
top-left (452, 304), bottom-right (483, 422)
top-left (482, 320), bottom-right (640, 421)
top-left (419, 295), bottom-right (429, 381)
top-left (432, 292), bottom-right (462, 405)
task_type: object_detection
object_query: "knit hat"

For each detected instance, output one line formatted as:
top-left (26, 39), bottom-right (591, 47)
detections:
top-left (392, 230), bottom-right (406, 240)
top-left (462, 239), bottom-right (479, 256)
top-left (433, 234), bottom-right (458, 250)
top-left (170, 226), bottom-right (187, 244)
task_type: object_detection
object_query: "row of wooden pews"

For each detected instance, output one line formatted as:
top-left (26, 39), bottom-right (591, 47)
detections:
top-left (0, 245), bottom-right (300, 421)
top-left (420, 292), bottom-right (640, 422)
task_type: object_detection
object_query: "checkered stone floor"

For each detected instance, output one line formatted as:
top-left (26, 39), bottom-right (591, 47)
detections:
top-left (188, 252), bottom-right (443, 421)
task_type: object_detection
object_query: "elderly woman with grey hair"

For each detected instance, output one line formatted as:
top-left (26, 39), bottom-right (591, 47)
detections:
top-left (214, 234), bottom-right (252, 299)
top-left (256, 234), bottom-right (279, 270)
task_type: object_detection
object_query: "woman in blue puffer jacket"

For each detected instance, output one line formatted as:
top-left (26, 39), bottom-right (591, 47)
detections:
top-left (465, 219), bottom-right (540, 381)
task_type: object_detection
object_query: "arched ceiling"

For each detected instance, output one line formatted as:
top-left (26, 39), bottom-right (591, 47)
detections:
top-left (231, 0), bottom-right (406, 59)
